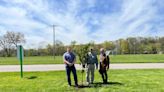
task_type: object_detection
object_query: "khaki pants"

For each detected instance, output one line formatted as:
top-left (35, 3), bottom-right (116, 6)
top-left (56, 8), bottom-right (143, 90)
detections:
top-left (86, 64), bottom-right (95, 83)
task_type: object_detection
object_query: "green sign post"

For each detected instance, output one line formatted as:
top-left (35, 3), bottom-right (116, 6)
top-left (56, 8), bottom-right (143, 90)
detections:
top-left (17, 45), bottom-right (24, 78)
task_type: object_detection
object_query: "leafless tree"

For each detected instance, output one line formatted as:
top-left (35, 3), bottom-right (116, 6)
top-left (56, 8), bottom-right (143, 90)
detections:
top-left (5, 31), bottom-right (25, 47)
top-left (0, 31), bottom-right (26, 57)
top-left (0, 36), bottom-right (13, 56)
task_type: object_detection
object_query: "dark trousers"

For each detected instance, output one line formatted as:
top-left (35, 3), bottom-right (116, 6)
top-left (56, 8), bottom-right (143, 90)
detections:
top-left (100, 70), bottom-right (108, 83)
top-left (99, 62), bottom-right (108, 83)
top-left (66, 65), bottom-right (78, 86)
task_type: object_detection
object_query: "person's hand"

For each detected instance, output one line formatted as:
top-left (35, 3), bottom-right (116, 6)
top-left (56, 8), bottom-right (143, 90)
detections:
top-left (69, 63), bottom-right (74, 66)
top-left (81, 69), bottom-right (85, 73)
top-left (106, 67), bottom-right (109, 70)
top-left (67, 62), bottom-right (72, 66)
top-left (96, 66), bottom-right (98, 70)
top-left (82, 65), bottom-right (85, 68)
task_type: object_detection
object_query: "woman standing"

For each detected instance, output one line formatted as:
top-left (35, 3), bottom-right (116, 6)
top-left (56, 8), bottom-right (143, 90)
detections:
top-left (99, 48), bottom-right (110, 84)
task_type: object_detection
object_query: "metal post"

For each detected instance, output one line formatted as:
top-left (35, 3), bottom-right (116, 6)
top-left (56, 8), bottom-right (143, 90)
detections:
top-left (134, 42), bottom-right (136, 54)
top-left (19, 45), bottom-right (23, 78)
top-left (53, 25), bottom-right (55, 60)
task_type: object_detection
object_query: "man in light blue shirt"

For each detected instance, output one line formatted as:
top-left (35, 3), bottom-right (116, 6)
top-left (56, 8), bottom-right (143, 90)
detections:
top-left (63, 47), bottom-right (78, 87)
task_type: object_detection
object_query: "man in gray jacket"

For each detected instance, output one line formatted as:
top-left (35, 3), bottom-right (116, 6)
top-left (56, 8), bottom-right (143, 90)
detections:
top-left (86, 48), bottom-right (98, 85)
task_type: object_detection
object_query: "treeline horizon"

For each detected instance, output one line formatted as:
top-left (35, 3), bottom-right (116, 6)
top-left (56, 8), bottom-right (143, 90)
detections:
top-left (24, 36), bottom-right (163, 56)
top-left (0, 31), bottom-right (163, 57)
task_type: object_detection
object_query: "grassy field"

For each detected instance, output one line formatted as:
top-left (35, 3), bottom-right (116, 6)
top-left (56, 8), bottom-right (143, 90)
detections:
top-left (0, 69), bottom-right (164, 92)
top-left (0, 54), bottom-right (164, 65)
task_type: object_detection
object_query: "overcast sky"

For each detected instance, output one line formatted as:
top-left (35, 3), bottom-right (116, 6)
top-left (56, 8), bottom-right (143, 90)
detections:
top-left (0, 0), bottom-right (164, 48)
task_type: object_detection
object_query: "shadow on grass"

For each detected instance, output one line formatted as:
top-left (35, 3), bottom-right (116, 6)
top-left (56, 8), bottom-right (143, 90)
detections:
top-left (92, 82), bottom-right (123, 87)
top-left (78, 85), bottom-right (90, 88)
top-left (77, 81), bottom-right (123, 88)
top-left (26, 76), bottom-right (37, 79)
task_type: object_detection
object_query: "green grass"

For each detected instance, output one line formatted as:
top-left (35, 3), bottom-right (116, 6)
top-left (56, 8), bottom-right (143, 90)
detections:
top-left (0, 69), bottom-right (164, 92)
top-left (0, 56), bottom-right (62, 65)
top-left (0, 54), bottom-right (164, 65)
top-left (111, 54), bottom-right (164, 63)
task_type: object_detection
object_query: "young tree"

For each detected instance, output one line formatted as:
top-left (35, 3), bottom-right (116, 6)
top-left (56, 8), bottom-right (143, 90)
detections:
top-left (75, 43), bottom-right (91, 85)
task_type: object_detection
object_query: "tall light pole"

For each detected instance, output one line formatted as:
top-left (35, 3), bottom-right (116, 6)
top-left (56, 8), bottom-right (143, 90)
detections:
top-left (133, 42), bottom-right (136, 54)
top-left (52, 25), bottom-right (57, 60)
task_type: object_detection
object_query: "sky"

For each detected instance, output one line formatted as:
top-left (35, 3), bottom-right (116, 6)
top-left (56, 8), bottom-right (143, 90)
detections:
top-left (0, 0), bottom-right (164, 48)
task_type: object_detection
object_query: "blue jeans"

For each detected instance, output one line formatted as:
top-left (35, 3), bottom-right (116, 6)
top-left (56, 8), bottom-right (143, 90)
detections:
top-left (65, 65), bottom-right (78, 86)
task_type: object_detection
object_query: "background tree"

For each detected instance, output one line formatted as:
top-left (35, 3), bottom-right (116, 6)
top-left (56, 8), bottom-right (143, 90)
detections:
top-left (120, 39), bottom-right (129, 54)
top-left (70, 40), bottom-right (77, 50)
top-left (103, 41), bottom-right (115, 50)
top-left (46, 44), bottom-right (53, 56)
top-left (159, 37), bottom-right (164, 53)
top-left (127, 37), bottom-right (138, 54)
top-left (5, 31), bottom-right (25, 47)
top-left (0, 31), bottom-right (25, 57)
top-left (0, 35), bottom-right (12, 56)
top-left (55, 40), bottom-right (64, 56)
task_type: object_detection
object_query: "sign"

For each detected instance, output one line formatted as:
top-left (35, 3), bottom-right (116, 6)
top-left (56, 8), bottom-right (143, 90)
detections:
top-left (17, 45), bottom-right (24, 78)
top-left (17, 45), bottom-right (24, 60)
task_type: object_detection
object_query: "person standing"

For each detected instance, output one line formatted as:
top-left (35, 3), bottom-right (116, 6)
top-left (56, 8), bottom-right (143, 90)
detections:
top-left (99, 48), bottom-right (110, 84)
top-left (63, 47), bottom-right (78, 87)
top-left (85, 48), bottom-right (98, 85)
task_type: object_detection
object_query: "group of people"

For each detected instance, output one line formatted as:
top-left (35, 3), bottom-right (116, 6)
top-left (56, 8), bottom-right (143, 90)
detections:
top-left (63, 47), bottom-right (110, 87)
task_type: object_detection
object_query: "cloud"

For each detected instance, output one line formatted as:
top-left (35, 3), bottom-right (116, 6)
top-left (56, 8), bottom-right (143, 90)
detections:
top-left (0, 0), bottom-right (163, 48)
top-left (91, 0), bottom-right (164, 42)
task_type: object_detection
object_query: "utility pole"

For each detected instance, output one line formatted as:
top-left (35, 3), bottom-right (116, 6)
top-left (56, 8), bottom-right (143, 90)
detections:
top-left (133, 42), bottom-right (136, 54)
top-left (52, 25), bottom-right (56, 60)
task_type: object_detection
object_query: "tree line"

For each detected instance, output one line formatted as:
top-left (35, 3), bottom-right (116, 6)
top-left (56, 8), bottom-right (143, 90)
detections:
top-left (0, 31), bottom-right (163, 57)
top-left (24, 37), bottom-right (163, 56)
top-left (24, 37), bottom-right (164, 56)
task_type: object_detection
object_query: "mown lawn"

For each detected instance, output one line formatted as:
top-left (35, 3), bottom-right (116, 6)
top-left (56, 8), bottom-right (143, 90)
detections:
top-left (0, 69), bottom-right (164, 92)
top-left (111, 54), bottom-right (164, 63)
top-left (0, 54), bottom-right (164, 65)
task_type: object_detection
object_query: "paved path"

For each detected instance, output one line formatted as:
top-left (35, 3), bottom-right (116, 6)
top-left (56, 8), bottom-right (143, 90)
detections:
top-left (0, 63), bottom-right (164, 72)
